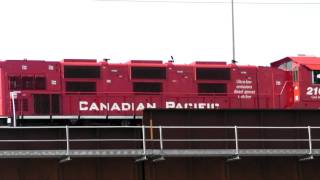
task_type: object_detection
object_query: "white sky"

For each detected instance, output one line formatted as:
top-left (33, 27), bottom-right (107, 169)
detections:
top-left (0, 0), bottom-right (319, 66)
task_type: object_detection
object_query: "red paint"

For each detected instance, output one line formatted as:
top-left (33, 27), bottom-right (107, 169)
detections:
top-left (0, 56), bottom-right (319, 117)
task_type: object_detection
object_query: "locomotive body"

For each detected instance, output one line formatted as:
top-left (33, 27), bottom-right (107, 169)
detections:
top-left (0, 56), bottom-right (318, 123)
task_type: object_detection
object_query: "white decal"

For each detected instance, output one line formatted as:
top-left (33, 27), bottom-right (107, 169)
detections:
top-left (122, 103), bottom-right (131, 111)
top-left (306, 87), bottom-right (320, 100)
top-left (89, 103), bottom-right (99, 111)
top-left (234, 79), bottom-right (256, 99)
top-left (110, 103), bottom-right (121, 111)
top-left (22, 65), bottom-right (28, 70)
top-left (306, 86), bottom-right (320, 100)
top-left (166, 101), bottom-right (175, 108)
top-left (79, 101), bottom-right (219, 112)
top-left (306, 87), bottom-right (313, 95)
top-left (306, 87), bottom-right (320, 96)
top-left (165, 101), bottom-right (218, 109)
top-left (198, 103), bottom-right (206, 109)
top-left (48, 65), bottom-right (54, 70)
top-left (146, 103), bottom-right (156, 109)
top-left (136, 103), bottom-right (145, 111)
top-left (79, 101), bottom-right (88, 111)
top-left (100, 103), bottom-right (107, 111)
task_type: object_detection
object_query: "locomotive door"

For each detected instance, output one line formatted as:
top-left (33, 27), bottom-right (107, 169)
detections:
top-left (33, 94), bottom-right (60, 115)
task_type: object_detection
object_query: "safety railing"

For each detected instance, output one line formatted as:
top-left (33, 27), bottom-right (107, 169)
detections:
top-left (0, 125), bottom-right (318, 161)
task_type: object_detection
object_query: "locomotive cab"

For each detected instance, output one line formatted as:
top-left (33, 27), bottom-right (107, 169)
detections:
top-left (271, 56), bottom-right (320, 109)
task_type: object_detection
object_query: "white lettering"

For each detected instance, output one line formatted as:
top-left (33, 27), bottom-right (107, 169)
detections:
top-left (306, 86), bottom-right (320, 100)
top-left (166, 101), bottom-right (175, 108)
top-left (198, 103), bottom-right (206, 109)
top-left (234, 79), bottom-right (256, 99)
top-left (111, 103), bottom-right (121, 111)
top-left (146, 103), bottom-right (156, 109)
top-left (79, 101), bottom-right (88, 111)
top-left (136, 103), bottom-right (145, 111)
top-left (175, 103), bottom-right (183, 109)
top-left (79, 101), bottom-right (220, 112)
top-left (100, 103), bottom-right (108, 111)
top-left (89, 103), bottom-right (99, 111)
top-left (122, 103), bottom-right (131, 111)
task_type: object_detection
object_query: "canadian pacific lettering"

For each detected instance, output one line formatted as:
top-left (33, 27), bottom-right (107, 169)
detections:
top-left (79, 101), bottom-right (219, 112)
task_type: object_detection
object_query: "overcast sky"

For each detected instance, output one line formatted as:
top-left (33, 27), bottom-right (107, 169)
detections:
top-left (0, 0), bottom-right (319, 66)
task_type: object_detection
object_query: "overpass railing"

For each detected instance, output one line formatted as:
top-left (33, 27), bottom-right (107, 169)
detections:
top-left (0, 126), bottom-right (318, 161)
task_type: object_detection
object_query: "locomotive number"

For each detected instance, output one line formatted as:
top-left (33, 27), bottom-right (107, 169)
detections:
top-left (306, 87), bottom-right (320, 96)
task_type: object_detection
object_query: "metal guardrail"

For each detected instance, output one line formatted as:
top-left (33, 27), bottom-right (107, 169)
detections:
top-left (0, 125), bottom-right (319, 161)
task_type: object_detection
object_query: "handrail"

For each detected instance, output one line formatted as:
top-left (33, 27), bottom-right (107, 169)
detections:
top-left (0, 125), bottom-right (318, 159)
top-left (279, 81), bottom-right (290, 95)
top-left (0, 125), bottom-right (314, 129)
top-left (15, 90), bottom-right (284, 97)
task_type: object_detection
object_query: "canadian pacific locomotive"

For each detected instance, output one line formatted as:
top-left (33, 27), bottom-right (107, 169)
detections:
top-left (1, 56), bottom-right (320, 124)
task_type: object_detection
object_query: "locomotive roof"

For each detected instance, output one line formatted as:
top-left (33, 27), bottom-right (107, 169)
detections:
top-left (271, 56), bottom-right (320, 70)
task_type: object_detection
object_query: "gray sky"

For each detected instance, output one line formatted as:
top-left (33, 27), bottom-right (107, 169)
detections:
top-left (0, 0), bottom-right (319, 65)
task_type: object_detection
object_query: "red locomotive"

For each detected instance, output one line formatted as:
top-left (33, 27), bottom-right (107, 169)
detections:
top-left (0, 56), bottom-right (319, 125)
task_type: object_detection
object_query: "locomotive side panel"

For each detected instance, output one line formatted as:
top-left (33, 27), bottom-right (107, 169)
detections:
top-left (102, 63), bottom-right (131, 93)
top-left (2, 61), bottom-right (62, 117)
top-left (166, 63), bottom-right (195, 95)
top-left (229, 66), bottom-right (258, 109)
top-left (193, 63), bottom-right (234, 109)
top-left (256, 67), bottom-right (292, 109)
top-left (271, 68), bottom-right (293, 108)
top-left (62, 61), bottom-right (166, 117)
top-left (62, 60), bottom-right (102, 116)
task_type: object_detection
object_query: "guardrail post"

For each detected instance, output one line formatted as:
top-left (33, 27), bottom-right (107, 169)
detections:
top-left (159, 126), bottom-right (163, 151)
top-left (153, 126), bottom-right (165, 162)
top-left (299, 126), bottom-right (314, 161)
top-left (228, 125), bottom-right (240, 161)
top-left (308, 126), bottom-right (312, 155)
top-left (142, 125), bottom-right (146, 155)
top-left (60, 125), bottom-right (71, 163)
top-left (235, 125), bottom-right (239, 155)
top-left (66, 125), bottom-right (70, 156)
top-left (136, 125), bottom-right (147, 162)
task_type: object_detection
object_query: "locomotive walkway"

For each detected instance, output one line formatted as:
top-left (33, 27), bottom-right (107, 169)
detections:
top-left (0, 126), bottom-right (319, 161)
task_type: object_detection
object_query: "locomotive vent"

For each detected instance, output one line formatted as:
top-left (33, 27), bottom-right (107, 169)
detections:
top-left (131, 67), bottom-right (165, 94)
top-left (196, 68), bottom-right (230, 80)
top-left (133, 82), bottom-right (162, 94)
top-left (66, 82), bottom-right (96, 92)
top-left (198, 83), bottom-right (227, 95)
top-left (131, 67), bottom-right (166, 79)
top-left (64, 66), bottom-right (100, 78)
top-left (9, 76), bottom-right (46, 90)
